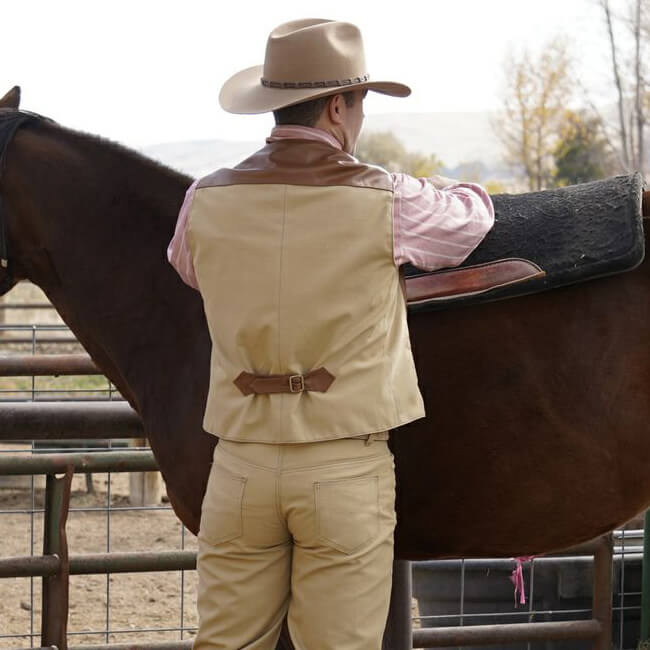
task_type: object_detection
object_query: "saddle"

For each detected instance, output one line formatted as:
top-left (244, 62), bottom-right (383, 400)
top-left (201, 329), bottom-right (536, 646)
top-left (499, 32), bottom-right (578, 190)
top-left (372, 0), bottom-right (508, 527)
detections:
top-left (405, 174), bottom-right (646, 312)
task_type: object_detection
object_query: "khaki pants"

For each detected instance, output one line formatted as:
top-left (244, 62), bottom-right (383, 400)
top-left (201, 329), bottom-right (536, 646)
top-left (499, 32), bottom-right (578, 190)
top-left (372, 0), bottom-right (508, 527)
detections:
top-left (193, 432), bottom-right (396, 650)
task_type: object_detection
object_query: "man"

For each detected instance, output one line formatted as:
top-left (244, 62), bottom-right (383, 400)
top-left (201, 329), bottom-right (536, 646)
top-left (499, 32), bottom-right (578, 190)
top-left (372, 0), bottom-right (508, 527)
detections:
top-left (167, 18), bottom-right (494, 650)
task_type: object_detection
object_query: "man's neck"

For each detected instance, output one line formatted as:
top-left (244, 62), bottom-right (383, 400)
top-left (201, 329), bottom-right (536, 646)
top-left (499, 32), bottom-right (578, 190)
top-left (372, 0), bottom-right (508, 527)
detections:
top-left (268, 125), bottom-right (343, 150)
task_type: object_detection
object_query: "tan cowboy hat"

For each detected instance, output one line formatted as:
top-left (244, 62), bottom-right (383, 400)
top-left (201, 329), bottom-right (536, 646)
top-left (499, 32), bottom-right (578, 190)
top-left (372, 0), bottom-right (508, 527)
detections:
top-left (219, 18), bottom-right (411, 114)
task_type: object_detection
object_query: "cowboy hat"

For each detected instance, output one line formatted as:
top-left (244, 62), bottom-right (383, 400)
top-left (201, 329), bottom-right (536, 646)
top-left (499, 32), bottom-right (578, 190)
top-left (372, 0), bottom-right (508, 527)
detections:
top-left (219, 18), bottom-right (411, 114)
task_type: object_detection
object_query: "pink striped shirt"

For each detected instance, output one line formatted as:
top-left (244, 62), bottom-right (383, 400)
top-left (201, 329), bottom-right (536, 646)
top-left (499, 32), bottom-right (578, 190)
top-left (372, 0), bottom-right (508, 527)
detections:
top-left (167, 125), bottom-right (494, 289)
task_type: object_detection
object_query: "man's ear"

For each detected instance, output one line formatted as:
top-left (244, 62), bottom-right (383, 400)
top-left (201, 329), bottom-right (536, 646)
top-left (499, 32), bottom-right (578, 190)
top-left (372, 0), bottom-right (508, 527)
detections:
top-left (328, 94), bottom-right (344, 124)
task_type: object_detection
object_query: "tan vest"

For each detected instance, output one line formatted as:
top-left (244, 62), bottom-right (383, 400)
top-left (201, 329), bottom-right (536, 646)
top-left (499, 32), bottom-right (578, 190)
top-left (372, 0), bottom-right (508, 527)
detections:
top-left (187, 139), bottom-right (425, 443)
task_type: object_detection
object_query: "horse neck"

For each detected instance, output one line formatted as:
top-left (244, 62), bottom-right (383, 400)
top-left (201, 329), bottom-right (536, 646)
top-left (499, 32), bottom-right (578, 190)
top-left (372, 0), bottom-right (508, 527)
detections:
top-left (7, 124), bottom-right (210, 419)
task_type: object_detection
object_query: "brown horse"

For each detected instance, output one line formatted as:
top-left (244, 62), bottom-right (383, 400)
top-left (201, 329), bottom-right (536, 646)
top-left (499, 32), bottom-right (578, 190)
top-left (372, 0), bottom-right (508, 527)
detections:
top-left (0, 86), bottom-right (649, 563)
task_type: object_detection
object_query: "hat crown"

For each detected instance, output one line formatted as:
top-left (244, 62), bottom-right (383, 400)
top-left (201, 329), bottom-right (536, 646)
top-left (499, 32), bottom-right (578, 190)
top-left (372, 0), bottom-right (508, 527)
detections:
top-left (262, 19), bottom-right (368, 85)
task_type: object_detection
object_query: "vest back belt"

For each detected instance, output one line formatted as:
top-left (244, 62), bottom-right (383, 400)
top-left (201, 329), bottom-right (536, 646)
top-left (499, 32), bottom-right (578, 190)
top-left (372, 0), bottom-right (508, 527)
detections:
top-left (233, 367), bottom-right (336, 396)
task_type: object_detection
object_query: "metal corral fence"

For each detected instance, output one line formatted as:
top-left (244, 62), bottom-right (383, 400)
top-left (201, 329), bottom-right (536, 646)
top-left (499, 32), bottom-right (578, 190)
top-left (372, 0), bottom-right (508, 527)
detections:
top-left (0, 319), bottom-right (647, 649)
top-left (0, 319), bottom-right (196, 648)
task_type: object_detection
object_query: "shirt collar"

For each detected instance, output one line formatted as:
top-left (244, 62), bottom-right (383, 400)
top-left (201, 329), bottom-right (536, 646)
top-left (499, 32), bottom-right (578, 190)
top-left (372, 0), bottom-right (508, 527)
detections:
top-left (266, 125), bottom-right (343, 150)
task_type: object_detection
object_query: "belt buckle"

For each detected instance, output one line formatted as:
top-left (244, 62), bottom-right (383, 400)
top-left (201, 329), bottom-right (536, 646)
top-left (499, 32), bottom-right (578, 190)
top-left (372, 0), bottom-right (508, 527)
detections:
top-left (289, 374), bottom-right (305, 393)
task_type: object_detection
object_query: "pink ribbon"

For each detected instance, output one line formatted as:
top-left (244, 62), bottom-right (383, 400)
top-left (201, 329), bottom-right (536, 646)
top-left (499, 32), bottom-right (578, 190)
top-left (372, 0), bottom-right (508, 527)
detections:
top-left (510, 556), bottom-right (536, 606)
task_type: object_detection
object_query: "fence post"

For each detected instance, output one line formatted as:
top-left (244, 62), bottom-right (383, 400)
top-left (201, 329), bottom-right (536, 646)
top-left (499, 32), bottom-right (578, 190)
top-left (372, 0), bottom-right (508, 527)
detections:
top-left (382, 559), bottom-right (413, 650)
top-left (41, 466), bottom-right (73, 650)
top-left (128, 438), bottom-right (161, 506)
top-left (641, 510), bottom-right (650, 642)
top-left (592, 533), bottom-right (613, 650)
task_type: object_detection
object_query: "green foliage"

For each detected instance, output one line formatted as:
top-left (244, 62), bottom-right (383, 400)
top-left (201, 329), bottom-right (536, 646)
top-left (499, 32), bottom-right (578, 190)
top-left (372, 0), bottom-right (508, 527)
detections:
top-left (494, 37), bottom-right (573, 191)
top-left (553, 110), bottom-right (614, 186)
top-left (356, 131), bottom-right (443, 177)
top-left (484, 180), bottom-right (508, 194)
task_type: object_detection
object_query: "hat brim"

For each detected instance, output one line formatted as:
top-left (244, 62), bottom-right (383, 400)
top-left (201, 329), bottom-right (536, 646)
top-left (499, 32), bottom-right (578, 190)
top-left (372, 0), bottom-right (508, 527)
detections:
top-left (219, 65), bottom-right (411, 114)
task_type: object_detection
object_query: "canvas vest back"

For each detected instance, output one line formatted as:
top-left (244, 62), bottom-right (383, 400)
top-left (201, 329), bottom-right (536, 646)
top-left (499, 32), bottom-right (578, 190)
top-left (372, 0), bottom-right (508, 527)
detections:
top-left (186, 138), bottom-right (426, 443)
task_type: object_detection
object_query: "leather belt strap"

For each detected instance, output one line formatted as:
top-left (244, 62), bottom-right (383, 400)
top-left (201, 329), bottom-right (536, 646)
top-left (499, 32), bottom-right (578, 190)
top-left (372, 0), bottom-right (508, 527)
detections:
top-left (233, 367), bottom-right (336, 396)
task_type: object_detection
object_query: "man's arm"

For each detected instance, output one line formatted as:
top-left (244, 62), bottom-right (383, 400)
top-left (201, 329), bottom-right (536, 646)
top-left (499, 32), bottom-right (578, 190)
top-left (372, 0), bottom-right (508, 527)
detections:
top-left (167, 179), bottom-right (200, 290)
top-left (392, 173), bottom-right (495, 271)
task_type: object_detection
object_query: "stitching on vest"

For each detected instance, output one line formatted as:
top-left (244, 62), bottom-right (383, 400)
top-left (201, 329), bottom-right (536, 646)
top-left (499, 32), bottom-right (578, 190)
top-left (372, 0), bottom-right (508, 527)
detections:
top-left (277, 185), bottom-right (289, 434)
top-left (385, 197), bottom-right (402, 423)
top-left (198, 181), bottom-right (394, 192)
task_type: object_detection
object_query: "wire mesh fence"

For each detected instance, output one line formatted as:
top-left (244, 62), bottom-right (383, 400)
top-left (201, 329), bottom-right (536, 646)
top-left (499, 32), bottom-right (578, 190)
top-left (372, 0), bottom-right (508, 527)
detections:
top-left (0, 313), bottom-right (198, 647)
top-left (0, 297), bottom-right (646, 649)
top-left (412, 530), bottom-right (641, 649)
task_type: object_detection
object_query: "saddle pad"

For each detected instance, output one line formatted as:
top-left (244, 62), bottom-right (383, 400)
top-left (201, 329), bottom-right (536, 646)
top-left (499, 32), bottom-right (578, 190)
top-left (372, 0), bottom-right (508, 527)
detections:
top-left (405, 173), bottom-right (645, 312)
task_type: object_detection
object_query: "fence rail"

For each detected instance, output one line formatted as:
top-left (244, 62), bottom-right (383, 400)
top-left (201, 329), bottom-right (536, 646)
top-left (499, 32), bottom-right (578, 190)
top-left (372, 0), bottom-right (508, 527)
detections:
top-left (0, 402), bottom-right (141, 440)
top-left (0, 303), bottom-right (56, 310)
top-left (0, 354), bottom-right (98, 376)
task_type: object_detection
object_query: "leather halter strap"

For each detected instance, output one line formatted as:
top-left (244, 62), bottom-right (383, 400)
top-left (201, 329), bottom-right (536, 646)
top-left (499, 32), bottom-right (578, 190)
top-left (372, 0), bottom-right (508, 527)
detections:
top-left (0, 109), bottom-right (50, 292)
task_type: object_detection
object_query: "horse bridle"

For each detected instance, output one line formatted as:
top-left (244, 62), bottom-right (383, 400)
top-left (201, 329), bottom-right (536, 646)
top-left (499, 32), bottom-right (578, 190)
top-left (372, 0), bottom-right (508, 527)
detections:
top-left (0, 108), bottom-right (52, 294)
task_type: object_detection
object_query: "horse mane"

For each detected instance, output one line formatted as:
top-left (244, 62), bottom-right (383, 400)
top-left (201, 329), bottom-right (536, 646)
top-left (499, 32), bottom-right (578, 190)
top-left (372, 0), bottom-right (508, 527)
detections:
top-left (57, 123), bottom-right (193, 186)
top-left (6, 110), bottom-right (194, 214)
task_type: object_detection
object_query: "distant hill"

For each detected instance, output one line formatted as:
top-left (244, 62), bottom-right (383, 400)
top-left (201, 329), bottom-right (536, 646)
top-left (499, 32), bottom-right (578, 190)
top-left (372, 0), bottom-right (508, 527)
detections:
top-left (140, 111), bottom-right (509, 180)
top-left (142, 139), bottom-right (260, 178)
top-left (364, 112), bottom-right (502, 167)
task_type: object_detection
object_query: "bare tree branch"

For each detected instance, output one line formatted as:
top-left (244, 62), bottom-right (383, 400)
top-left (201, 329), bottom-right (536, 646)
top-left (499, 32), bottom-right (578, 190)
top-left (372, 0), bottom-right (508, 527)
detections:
top-left (634, 0), bottom-right (645, 174)
top-left (601, 0), bottom-right (631, 169)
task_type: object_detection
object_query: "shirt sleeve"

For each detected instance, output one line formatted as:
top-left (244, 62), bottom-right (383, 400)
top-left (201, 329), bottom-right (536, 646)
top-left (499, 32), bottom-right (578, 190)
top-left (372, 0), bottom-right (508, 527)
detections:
top-left (391, 173), bottom-right (495, 271)
top-left (167, 179), bottom-right (200, 290)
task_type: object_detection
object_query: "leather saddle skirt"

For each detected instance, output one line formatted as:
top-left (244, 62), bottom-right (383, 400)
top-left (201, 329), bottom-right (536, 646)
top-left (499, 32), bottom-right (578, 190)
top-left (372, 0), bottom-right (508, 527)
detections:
top-left (404, 174), bottom-right (646, 312)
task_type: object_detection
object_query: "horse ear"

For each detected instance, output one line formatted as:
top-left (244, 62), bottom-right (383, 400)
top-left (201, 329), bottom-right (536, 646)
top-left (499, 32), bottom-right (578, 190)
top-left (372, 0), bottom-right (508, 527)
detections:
top-left (0, 86), bottom-right (21, 109)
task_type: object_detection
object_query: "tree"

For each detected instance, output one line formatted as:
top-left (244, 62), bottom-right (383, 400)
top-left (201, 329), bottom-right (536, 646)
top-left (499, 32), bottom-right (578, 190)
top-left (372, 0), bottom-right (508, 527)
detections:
top-left (598, 0), bottom-right (648, 176)
top-left (553, 110), bottom-right (615, 185)
top-left (356, 131), bottom-right (443, 177)
top-left (493, 37), bottom-right (573, 191)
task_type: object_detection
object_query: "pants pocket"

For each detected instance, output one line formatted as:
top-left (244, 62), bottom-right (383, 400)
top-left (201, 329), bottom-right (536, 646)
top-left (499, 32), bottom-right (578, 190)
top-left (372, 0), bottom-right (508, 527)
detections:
top-left (315, 474), bottom-right (379, 554)
top-left (198, 460), bottom-right (247, 546)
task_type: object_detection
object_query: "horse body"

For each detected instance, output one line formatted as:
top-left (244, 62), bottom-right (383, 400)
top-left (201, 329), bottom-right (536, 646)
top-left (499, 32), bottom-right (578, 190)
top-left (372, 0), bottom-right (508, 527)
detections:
top-left (399, 260), bottom-right (649, 557)
top-left (1, 88), bottom-right (649, 559)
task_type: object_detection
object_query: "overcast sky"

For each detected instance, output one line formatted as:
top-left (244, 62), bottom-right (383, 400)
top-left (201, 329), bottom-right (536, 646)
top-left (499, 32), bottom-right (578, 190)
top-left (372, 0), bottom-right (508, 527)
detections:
top-left (1, 0), bottom-right (630, 147)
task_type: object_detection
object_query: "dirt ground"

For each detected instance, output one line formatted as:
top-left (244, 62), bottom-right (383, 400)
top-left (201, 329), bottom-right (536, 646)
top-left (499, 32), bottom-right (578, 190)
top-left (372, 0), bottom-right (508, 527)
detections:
top-left (0, 455), bottom-right (199, 647)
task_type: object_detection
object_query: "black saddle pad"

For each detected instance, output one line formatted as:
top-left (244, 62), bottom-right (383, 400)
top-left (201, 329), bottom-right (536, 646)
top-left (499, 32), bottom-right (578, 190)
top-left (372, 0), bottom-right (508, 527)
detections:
top-left (405, 174), bottom-right (646, 312)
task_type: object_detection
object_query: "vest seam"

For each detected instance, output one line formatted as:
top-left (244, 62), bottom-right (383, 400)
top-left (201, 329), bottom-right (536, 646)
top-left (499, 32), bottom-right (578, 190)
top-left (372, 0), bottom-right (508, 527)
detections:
top-left (186, 206), bottom-right (197, 278)
top-left (392, 186), bottom-right (403, 268)
top-left (385, 197), bottom-right (402, 423)
top-left (277, 185), bottom-right (288, 437)
top-left (206, 417), bottom-right (424, 444)
top-left (196, 182), bottom-right (394, 192)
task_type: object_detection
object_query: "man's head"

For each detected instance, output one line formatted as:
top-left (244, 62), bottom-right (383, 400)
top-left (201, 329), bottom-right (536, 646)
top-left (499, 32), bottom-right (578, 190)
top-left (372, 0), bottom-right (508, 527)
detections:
top-left (219, 19), bottom-right (409, 124)
top-left (273, 88), bottom-right (367, 154)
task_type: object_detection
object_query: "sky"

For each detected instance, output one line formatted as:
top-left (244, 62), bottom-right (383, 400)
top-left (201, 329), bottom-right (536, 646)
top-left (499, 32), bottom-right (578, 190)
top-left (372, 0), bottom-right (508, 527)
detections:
top-left (0, 0), bottom-right (632, 148)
